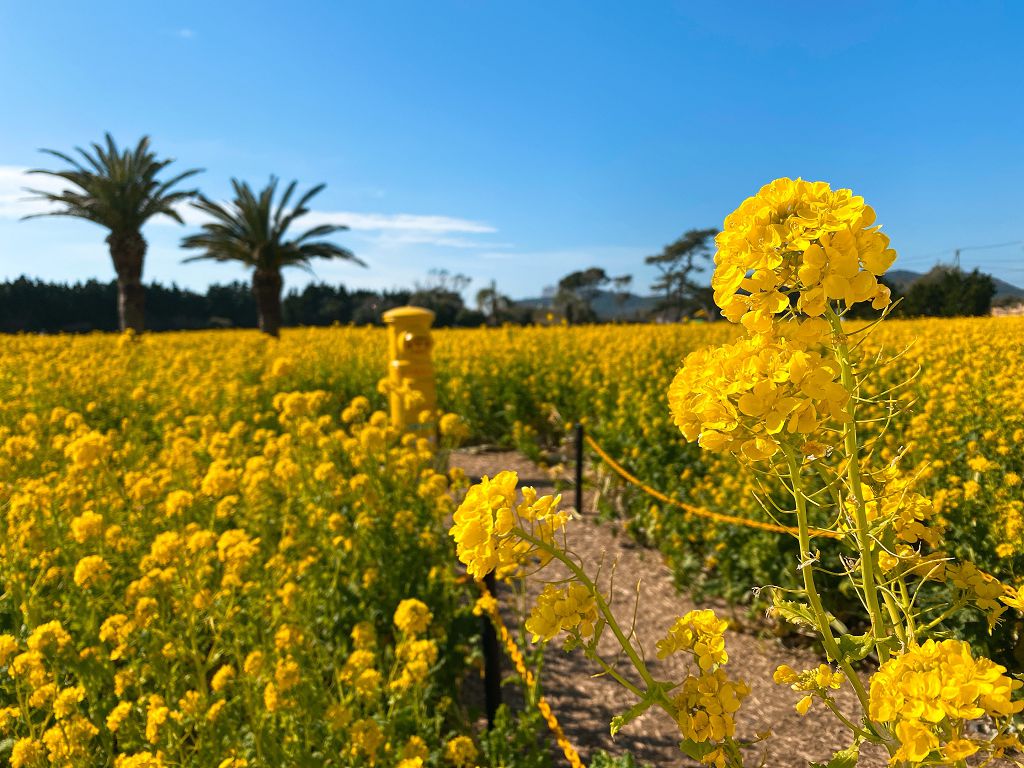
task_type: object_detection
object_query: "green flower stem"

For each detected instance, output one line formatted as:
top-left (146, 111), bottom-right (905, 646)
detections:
top-left (823, 696), bottom-right (873, 740)
top-left (826, 307), bottom-right (889, 662)
top-left (514, 527), bottom-right (677, 718)
top-left (917, 601), bottom-right (964, 635)
top-left (783, 445), bottom-right (872, 717)
top-left (583, 645), bottom-right (646, 697)
top-left (896, 578), bottom-right (916, 639)
top-left (880, 590), bottom-right (908, 648)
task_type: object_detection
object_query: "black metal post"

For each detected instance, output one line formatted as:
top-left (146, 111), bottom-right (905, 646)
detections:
top-left (574, 422), bottom-right (584, 514)
top-left (482, 572), bottom-right (501, 729)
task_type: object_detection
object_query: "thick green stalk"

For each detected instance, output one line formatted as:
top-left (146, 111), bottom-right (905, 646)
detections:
top-left (825, 307), bottom-right (889, 661)
top-left (783, 446), bottom-right (872, 716)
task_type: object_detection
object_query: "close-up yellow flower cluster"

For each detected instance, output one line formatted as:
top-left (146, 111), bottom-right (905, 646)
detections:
top-left (657, 611), bottom-right (749, 753)
top-left (525, 582), bottom-right (598, 644)
top-left (449, 470), bottom-right (567, 579)
top-left (667, 324), bottom-right (849, 461)
top-left (712, 178), bottom-right (895, 333)
top-left (869, 639), bottom-right (1023, 764)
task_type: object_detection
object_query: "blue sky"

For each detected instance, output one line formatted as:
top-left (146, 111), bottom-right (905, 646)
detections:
top-left (1, 1), bottom-right (1022, 299)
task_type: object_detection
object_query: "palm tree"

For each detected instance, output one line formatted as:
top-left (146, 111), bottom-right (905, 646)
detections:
top-left (181, 178), bottom-right (365, 336)
top-left (23, 134), bottom-right (202, 332)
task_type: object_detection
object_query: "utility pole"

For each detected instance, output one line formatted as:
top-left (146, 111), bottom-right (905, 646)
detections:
top-left (954, 248), bottom-right (961, 270)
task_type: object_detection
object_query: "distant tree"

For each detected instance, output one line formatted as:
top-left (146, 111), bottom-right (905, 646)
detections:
top-left (475, 280), bottom-right (513, 325)
top-left (181, 178), bottom-right (365, 336)
top-left (206, 282), bottom-right (258, 327)
top-left (899, 266), bottom-right (996, 317)
top-left (410, 269), bottom-right (473, 326)
top-left (611, 274), bottom-right (634, 312)
top-left (555, 267), bottom-right (610, 323)
top-left (351, 290), bottom-right (411, 325)
top-left (23, 134), bottom-right (202, 332)
top-left (145, 282), bottom-right (210, 330)
top-left (283, 282), bottom-right (353, 326)
top-left (644, 227), bottom-right (718, 320)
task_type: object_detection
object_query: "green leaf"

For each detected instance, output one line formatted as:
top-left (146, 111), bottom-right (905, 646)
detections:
top-left (609, 695), bottom-right (656, 737)
top-left (836, 632), bottom-right (874, 663)
top-left (811, 744), bottom-right (859, 768)
top-left (772, 599), bottom-right (819, 630)
top-left (678, 739), bottom-right (718, 761)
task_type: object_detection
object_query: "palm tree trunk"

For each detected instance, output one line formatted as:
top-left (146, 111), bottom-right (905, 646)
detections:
top-left (107, 231), bottom-right (147, 332)
top-left (252, 268), bottom-right (283, 337)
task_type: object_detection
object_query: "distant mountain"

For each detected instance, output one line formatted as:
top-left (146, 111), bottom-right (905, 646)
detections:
top-left (887, 269), bottom-right (1024, 300)
top-left (515, 269), bottom-right (1024, 320)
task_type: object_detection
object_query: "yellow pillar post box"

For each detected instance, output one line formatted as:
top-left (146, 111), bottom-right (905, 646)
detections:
top-left (382, 306), bottom-right (437, 433)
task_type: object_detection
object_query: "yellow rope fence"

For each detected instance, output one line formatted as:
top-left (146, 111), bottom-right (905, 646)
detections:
top-left (583, 433), bottom-right (843, 540)
top-left (474, 579), bottom-right (586, 768)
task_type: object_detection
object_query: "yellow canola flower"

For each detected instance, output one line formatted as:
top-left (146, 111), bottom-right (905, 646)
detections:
top-left (668, 327), bottom-right (849, 463)
top-left (870, 639), bottom-right (1023, 763)
top-left (672, 667), bottom-right (749, 743)
top-left (64, 430), bottom-right (112, 471)
top-left (53, 686), bottom-right (86, 719)
top-left (657, 609), bottom-right (730, 671)
top-left (449, 471), bottom-right (567, 579)
top-left (393, 598), bottom-right (433, 636)
top-left (443, 735), bottom-right (478, 768)
top-left (115, 752), bottom-right (166, 768)
top-left (73, 555), bottom-right (111, 589)
top-left (525, 582), bottom-right (598, 643)
top-left (10, 737), bottom-right (44, 768)
top-left (0, 634), bottom-right (19, 665)
top-left (772, 663), bottom-right (844, 716)
top-left (391, 638), bottom-right (438, 692)
top-left (713, 177), bottom-right (895, 332)
top-left (347, 718), bottom-right (383, 762)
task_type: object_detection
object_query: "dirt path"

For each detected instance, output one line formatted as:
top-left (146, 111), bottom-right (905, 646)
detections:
top-left (451, 449), bottom-right (891, 768)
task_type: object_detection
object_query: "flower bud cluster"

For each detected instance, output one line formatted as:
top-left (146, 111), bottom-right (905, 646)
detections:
top-left (772, 663), bottom-right (844, 715)
top-left (657, 611), bottom-right (749, 747)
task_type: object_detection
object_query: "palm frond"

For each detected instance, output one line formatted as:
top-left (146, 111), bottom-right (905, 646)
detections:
top-left (181, 177), bottom-right (364, 273)
top-left (21, 135), bottom-right (202, 233)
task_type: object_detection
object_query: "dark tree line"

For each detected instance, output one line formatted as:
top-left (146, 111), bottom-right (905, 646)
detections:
top-left (895, 267), bottom-right (997, 317)
top-left (0, 278), bottom-right (494, 333)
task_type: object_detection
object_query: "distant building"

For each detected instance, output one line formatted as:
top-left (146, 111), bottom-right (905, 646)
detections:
top-left (991, 302), bottom-right (1024, 317)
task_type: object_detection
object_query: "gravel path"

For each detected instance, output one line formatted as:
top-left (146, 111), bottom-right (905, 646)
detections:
top-left (451, 449), bottom-right (894, 768)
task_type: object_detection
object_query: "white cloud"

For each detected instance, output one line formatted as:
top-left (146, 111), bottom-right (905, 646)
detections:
top-left (0, 165), bottom-right (500, 248)
top-left (176, 28), bottom-right (195, 39)
top-left (0, 165), bottom-right (66, 219)
top-left (299, 211), bottom-right (495, 234)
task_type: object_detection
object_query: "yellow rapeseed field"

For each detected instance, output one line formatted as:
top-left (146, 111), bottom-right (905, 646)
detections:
top-left (0, 313), bottom-right (1020, 766)
top-left (0, 330), bottom-right (548, 768)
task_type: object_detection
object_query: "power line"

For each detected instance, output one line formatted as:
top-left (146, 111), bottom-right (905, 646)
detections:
top-left (900, 241), bottom-right (1023, 269)
top-left (953, 240), bottom-right (1023, 268)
